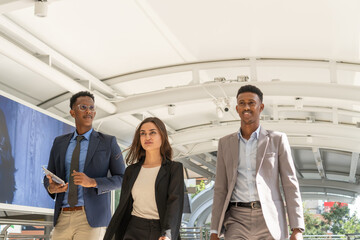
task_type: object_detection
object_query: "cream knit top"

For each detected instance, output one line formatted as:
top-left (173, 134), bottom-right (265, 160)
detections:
top-left (131, 166), bottom-right (161, 219)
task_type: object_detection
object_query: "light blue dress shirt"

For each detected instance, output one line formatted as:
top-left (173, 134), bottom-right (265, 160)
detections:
top-left (230, 126), bottom-right (261, 202)
top-left (62, 128), bottom-right (93, 207)
top-left (210, 126), bottom-right (262, 235)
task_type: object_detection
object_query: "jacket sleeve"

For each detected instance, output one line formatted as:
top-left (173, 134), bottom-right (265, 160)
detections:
top-left (95, 136), bottom-right (126, 195)
top-left (43, 138), bottom-right (57, 199)
top-left (210, 137), bottom-right (228, 233)
top-left (278, 133), bottom-right (305, 231)
top-left (103, 165), bottom-right (132, 240)
top-left (162, 162), bottom-right (184, 239)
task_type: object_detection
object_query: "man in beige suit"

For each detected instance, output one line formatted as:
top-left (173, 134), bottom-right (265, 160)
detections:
top-left (210, 85), bottom-right (304, 240)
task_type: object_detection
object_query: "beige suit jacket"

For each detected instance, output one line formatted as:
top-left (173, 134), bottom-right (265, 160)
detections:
top-left (211, 127), bottom-right (304, 239)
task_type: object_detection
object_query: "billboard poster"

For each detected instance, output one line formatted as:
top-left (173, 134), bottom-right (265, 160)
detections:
top-left (0, 93), bottom-right (74, 210)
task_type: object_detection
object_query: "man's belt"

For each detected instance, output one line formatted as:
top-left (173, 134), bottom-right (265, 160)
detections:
top-left (230, 201), bottom-right (261, 209)
top-left (62, 206), bottom-right (84, 211)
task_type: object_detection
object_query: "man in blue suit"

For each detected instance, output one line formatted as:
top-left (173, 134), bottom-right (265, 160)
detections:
top-left (44, 91), bottom-right (125, 240)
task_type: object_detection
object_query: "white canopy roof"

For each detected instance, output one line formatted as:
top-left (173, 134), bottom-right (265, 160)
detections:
top-left (1, 0), bottom-right (360, 203)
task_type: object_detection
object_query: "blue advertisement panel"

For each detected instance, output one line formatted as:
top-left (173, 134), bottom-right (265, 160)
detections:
top-left (0, 94), bottom-right (74, 209)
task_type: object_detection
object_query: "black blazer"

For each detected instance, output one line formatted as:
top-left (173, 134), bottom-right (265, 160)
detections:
top-left (104, 159), bottom-right (184, 240)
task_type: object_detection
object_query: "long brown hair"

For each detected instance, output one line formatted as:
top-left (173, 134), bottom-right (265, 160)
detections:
top-left (125, 117), bottom-right (173, 165)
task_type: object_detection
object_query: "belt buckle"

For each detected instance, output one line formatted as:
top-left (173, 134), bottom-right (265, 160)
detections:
top-left (251, 202), bottom-right (255, 209)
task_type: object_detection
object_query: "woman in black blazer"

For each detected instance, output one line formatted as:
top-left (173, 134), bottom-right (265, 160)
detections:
top-left (104, 117), bottom-right (184, 240)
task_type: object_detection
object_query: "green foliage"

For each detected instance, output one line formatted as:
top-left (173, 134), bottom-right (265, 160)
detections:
top-left (191, 180), bottom-right (206, 198)
top-left (320, 202), bottom-right (360, 235)
top-left (322, 202), bottom-right (350, 234)
top-left (305, 202), bottom-right (360, 235)
top-left (343, 214), bottom-right (360, 233)
top-left (303, 209), bottom-right (328, 235)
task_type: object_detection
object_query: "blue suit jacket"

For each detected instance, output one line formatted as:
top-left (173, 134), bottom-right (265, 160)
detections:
top-left (43, 130), bottom-right (125, 227)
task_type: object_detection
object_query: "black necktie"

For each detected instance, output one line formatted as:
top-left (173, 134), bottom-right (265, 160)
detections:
top-left (68, 135), bottom-right (84, 207)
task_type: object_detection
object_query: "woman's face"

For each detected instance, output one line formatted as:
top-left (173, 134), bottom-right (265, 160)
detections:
top-left (140, 122), bottom-right (162, 153)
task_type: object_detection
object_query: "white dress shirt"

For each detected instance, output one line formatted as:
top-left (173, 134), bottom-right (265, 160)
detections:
top-left (230, 126), bottom-right (261, 202)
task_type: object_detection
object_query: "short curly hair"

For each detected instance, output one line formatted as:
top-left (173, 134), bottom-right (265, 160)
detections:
top-left (236, 85), bottom-right (263, 102)
top-left (69, 91), bottom-right (95, 109)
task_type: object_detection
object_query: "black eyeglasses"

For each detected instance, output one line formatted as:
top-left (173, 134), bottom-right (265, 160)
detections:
top-left (76, 104), bottom-right (96, 112)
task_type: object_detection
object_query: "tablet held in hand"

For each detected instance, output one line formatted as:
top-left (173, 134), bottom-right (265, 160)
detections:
top-left (42, 166), bottom-right (65, 185)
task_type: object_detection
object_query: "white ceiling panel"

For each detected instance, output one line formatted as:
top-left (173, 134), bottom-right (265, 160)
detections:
top-left (147, 0), bottom-right (360, 61)
top-left (113, 71), bottom-right (192, 96)
top-left (6, 0), bottom-right (185, 78)
top-left (0, 0), bottom-right (360, 202)
top-left (0, 54), bottom-right (66, 103)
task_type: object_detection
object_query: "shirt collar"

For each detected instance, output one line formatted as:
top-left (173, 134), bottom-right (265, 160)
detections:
top-left (237, 125), bottom-right (261, 141)
top-left (72, 128), bottom-right (93, 141)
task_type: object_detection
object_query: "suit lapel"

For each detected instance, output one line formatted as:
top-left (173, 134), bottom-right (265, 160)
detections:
top-left (256, 127), bottom-right (269, 174)
top-left (229, 133), bottom-right (240, 178)
top-left (84, 130), bottom-right (100, 170)
top-left (128, 163), bottom-right (142, 191)
top-left (60, 133), bottom-right (73, 178)
top-left (155, 160), bottom-right (168, 189)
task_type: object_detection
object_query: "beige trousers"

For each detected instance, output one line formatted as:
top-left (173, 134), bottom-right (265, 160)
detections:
top-left (223, 206), bottom-right (274, 240)
top-left (51, 209), bottom-right (106, 240)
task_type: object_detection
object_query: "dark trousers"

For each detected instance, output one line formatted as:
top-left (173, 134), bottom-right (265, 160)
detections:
top-left (123, 215), bottom-right (161, 240)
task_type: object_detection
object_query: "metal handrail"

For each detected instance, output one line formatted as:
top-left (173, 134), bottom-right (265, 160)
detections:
top-left (1, 235), bottom-right (47, 240)
top-left (0, 221), bottom-right (51, 240)
top-left (180, 227), bottom-right (360, 240)
top-left (0, 219), bottom-right (52, 226)
top-left (180, 227), bottom-right (204, 240)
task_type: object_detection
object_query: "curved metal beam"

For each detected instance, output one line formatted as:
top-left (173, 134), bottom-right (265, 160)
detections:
top-left (0, 15), bottom-right (116, 97)
top-left (299, 179), bottom-right (360, 193)
top-left (173, 137), bottom-right (360, 160)
top-left (0, 34), bottom-right (117, 113)
top-left (32, 57), bottom-right (360, 108)
top-left (191, 187), bottom-right (214, 212)
top-left (177, 158), bottom-right (214, 179)
top-left (103, 58), bottom-right (360, 85)
top-left (106, 82), bottom-right (360, 117)
top-left (301, 194), bottom-right (355, 204)
top-left (187, 199), bottom-right (213, 227)
top-left (169, 121), bottom-right (360, 153)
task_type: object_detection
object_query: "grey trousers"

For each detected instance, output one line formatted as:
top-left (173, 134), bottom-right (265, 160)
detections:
top-left (223, 206), bottom-right (274, 240)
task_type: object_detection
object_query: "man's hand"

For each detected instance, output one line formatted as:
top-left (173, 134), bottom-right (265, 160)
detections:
top-left (46, 175), bottom-right (68, 193)
top-left (290, 229), bottom-right (303, 240)
top-left (71, 170), bottom-right (97, 188)
top-left (210, 233), bottom-right (220, 240)
top-left (158, 237), bottom-right (170, 240)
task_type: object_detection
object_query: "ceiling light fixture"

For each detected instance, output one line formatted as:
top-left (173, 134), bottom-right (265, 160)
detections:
top-left (34, 0), bottom-right (48, 17)
top-left (168, 104), bottom-right (176, 115)
top-left (223, 98), bottom-right (230, 112)
top-left (212, 139), bottom-right (219, 147)
top-left (214, 98), bottom-right (230, 117)
top-left (237, 75), bottom-right (249, 82)
top-left (306, 116), bottom-right (315, 123)
top-left (216, 107), bottom-right (224, 118)
top-left (294, 97), bottom-right (303, 109)
top-left (214, 77), bottom-right (226, 83)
